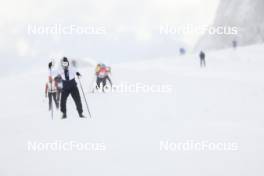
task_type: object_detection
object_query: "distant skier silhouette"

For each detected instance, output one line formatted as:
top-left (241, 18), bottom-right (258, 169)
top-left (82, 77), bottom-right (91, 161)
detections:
top-left (232, 40), bottom-right (237, 49)
top-left (179, 47), bottom-right (186, 55)
top-left (199, 51), bottom-right (206, 68)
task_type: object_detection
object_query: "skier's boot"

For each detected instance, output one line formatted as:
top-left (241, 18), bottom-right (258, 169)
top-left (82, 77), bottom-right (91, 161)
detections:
top-left (79, 113), bottom-right (86, 118)
top-left (62, 113), bottom-right (67, 119)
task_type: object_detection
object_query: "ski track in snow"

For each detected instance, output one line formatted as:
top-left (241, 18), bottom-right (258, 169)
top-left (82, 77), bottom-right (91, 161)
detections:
top-left (0, 45), bottom-right (264, 176)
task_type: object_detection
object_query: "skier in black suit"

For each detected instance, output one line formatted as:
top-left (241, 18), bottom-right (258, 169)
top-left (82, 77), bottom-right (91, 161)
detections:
top-left (48, 57), bottom-right (85, 119)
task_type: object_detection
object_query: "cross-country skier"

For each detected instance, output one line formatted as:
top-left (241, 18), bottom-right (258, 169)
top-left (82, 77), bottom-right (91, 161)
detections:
top-left (232, 39), bottom-right (237, 49)
top-left (199, 51), bottom-right (206, 68)
top-left (95, 64), bottom-right (112, 92)
top-left (179, 47), bottom-right (186, 55)
top-left (48, 57), bottom-right (85, 119)
top-left (45, 76), bottom-right (59, 110)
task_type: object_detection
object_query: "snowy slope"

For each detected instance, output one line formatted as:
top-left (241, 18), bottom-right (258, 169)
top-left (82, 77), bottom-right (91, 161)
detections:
top-left (1, 45), bottom-right (264, 176)
top-left (196, 0), bottom-right (264, 50)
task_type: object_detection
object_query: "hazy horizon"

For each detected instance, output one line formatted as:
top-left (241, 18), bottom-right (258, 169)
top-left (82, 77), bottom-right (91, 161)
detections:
top-left (0, 0), bottom-right (219, 66)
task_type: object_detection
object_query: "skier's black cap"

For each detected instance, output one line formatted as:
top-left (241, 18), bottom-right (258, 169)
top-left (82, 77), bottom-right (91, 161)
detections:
top-left (62, 57), bottom-right (69, 62)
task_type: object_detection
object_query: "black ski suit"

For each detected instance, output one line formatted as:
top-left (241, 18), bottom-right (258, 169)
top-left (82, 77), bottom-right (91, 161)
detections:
top-left (60, 79), bottom-right (83, 116)
top-left (96, 75), bottom-right (112, 91)
top-left (54, 67), bottom-right (83, 116)
top-left (96, 77), bottom-right (107, 90)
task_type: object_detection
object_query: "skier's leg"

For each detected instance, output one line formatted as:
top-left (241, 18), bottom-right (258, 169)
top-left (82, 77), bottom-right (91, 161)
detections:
top-left (60, 89), bottom-right (70, 115)
top-left (102, 78), bottom-right (107, 92)
top-left (57, 89), bottom-right (61, 106)
top-left (97, 78), bottom-right (104, 92)
top-left (48, 93), bottom-right (52, 110)
top-left (52, 93), bottom-right (59, 109)
top-left (57, 89), bottom-right (61, 102)
top-left (70, 86), bottom-right (83, 116)
top-left (106, 76), bottom-right (112, 87)
top-left (201, 58), bottom-right (205, 67)
top-left (96, 77), bottom-right (101, 89)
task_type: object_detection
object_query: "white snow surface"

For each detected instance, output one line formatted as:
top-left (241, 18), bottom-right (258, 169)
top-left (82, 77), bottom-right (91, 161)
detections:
top-left (1, 44), bottom-right (264, 175)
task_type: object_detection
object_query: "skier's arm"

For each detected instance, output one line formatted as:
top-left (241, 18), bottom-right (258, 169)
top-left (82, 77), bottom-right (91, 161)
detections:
top-left (45, 83), bottom-right (48, 97)
top-left (54, 75), bottom-right (61, 82)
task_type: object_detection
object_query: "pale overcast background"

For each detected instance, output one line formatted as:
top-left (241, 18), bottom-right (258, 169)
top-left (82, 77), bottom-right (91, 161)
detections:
top-left (0, 0), bottom-right (219, 73)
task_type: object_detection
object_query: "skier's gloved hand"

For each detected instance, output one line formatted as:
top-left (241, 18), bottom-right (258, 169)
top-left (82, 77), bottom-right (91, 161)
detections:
top-left (76, 72), bottom-right (81, 77)
top-left (48, 62), bottom-right (53, 69)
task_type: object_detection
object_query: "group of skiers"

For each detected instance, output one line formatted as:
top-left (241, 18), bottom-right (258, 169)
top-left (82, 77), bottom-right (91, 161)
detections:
top-left (45, 57), bottom-right (112, 119)
top-left (46, 53), bottom-right (208, 119)
top-left (46, 44), bottom-right (239, 118)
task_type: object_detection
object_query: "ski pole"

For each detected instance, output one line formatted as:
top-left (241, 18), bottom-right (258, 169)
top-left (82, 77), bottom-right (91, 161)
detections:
top-left (77, 76), bottom-right (92, 118)
top-left (49, 68), bottom-right (54, 120)
top-left (51, 97), bottom-right (54, 120)
top-left (90, 75), bottom-right (96, 93)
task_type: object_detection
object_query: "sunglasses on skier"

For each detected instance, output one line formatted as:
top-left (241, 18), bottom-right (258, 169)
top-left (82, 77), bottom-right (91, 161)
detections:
top-left (62, 61), bottom-right (69, 67)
